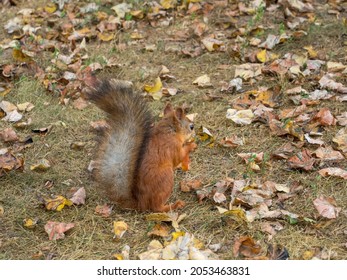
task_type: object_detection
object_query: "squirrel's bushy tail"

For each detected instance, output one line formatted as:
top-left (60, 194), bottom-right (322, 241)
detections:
top-left (86, 79), bottom-right (152, 208)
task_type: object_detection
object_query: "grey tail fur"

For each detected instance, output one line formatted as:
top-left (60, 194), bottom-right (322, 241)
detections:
top-left (86, 79), bottom-right (152, 207)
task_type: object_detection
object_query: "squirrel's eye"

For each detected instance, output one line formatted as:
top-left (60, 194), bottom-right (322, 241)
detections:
top-left (189, 123), bottom-right (194, 130)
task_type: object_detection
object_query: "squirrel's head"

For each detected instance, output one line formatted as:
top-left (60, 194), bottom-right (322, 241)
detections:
top-left (163, 103), bottom-right (195, 143)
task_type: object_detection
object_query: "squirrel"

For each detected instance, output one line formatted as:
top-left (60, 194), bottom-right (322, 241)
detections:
top-left (86, 79), bottom-right (196, 212)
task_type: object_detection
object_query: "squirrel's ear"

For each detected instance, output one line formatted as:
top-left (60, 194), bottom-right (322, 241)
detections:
top-left (164, 103), bottom-right (174, 116)
top-left (175, 107), bottom-right (184, 120)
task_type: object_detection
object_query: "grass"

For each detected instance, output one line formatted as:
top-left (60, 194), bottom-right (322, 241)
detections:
top-left (1, 0), bottom-right (347, 260)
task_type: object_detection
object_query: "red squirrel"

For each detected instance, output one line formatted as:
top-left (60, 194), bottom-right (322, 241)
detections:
top-left (86, 79), bottom-right (196, 212)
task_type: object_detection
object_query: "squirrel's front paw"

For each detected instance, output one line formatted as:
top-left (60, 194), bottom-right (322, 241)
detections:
top-left (174, 200), bottom-right (186, 209)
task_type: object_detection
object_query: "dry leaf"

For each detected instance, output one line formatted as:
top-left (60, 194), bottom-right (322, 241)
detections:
top-left (288, 149), bottom-right (315, 171)
top-left (234, 63), bottom-right (262, 80)
top-left (226, 109), bottom-right (254, 125)
top-left (180, 179), bottom-right (202, 192)
top-left (192, 74), bottom-right (212, 88)
top-left (147, 223), bottom-right (170, 238)
top-left (201, 37), bottom-right (224, 52)
top-left (69, 187), bottom-right (86, 205)
top-left (95, 204), bottom-right (113, 217)
top-left (44, 221), bottom-right (75, 241)
top-left (40, 195), bottom-right (73, 211)
top-left (313, 108), bottom-right (336, 126)
top-left (318, 168), bottom-right (347, 180)
top-left (313, 147), bottom-right (344, 161)
top-left (333, 128), bottom-right (347, 155)
top-left (313, 196), bottom-right (341, 219)
top-left (219, 135), bottom-right (244, 148)
top-left (113, 221), bottom-right (128, 239)
top-left (336, 112), bottom-right (347, 126)
top-left (0, 128), bottom-right (18, 142)
top-left (233, 236), bottom-right (262, 258)
top-left (30, 159), bottom-right (51, 172)
top-left (0, 152), bottom-right (24, 176)
top-left (73, 97), bottom-right (89, 110)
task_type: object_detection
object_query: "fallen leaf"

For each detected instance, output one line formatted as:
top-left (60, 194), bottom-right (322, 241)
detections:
top-left (318, 168), bottom-right (347, 180)
top-left (147, 223), bottom-right (170, 238)
top-left (95, 204), bottom-right (113, 217)
top-left (201, 37), bottom-right (224, 52)
top-left (39, 195), bottom-right (73, 211)
top-left (196, 126), bottom-right (214, 146)
top-left (0, 152), bottom-right (24, 176)
top-left (304, 134), bottom-right (324, 146)
top-left (193, 74), bottom-right (212, 88)
top-left (226, 109), bottom-right (254, 125)
top-left (30, 159), bottom-right (51, 172)
top-left (288, 149), bottom-right (315, 171)
top-left (72, 97), bottom-right (89, 110)
top-left (144, 77), bottom-right (163, 99)
top-left (313, 147), bottom-right (344, 161)
top-left (333, 128), bottom-right (347, 155)
top-left (327, 61), bottom-right (346, 72)
top-left (319, 74), bottom-right (347, 94)
top-left (256, 49), bottom-right (267, 63)
top-left (233, 236), bottom-right (262, 258)
top-left (69, 187), bottom-right (86, 205)
top-left (113, 221), bottom-right (128, 239)
top-left (313, 108), bottom-right (336, 126)
top-left (336, 112), bottom-right (347, 126)
top-left (17, 102), bottom-right (34, 112)
top-left (234, 63), bottom-right (262, 80)
top-left (313, 196), bottom-right (341, 219)
top-left (0, 128), bottom-right (18, 142)
top-left (219, 135), bottom-right (244, 148)
top-left (180, 179), bottom-right (202, 192)
top-left (44, 221), bottom-right (75, 241)
top-left (23, 218), bottom-right (39, 229)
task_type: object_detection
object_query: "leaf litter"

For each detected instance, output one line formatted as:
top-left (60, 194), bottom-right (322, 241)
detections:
top-left (1, 0), bottom-right (347, 260)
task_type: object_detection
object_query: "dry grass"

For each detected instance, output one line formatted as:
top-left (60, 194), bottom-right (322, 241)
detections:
top-left (0, 1), bottom-right (347, 260)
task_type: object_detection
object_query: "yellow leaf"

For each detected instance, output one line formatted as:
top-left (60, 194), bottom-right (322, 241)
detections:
top-left (130, 10), bottom-right (144, 19)
top-left (30, 159), bottom-right (51, 172)
top-left (171, 231), bottom-right (185, 241)
top-left (44, 3), bottom-right (57, 13)
top-left (303, 45), bottom-right (317, 59)
top-left (256, 49), bottom-right (267, 63)
top-left (160, 0), bottom-right (175, 9)
top-left (223, 208), bottom-right (248, 223)
top-left (144, 77), bottom-right (162, 94)
top-left (43, 195), bottom-right (73, 211)
top-left (23, 218), bottom-right (38, 228)
top-left (98, 32), bottom-right (115, 42)
top-left (12, 48), bottom-right (31, 62)
top-left (113, 221), bottom-right (128, 239)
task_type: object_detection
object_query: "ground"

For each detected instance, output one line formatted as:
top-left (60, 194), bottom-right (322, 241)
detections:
top-left (0, 0), bottom-right (346, 260)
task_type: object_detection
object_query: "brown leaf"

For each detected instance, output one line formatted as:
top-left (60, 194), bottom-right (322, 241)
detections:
top-left (313, 146), bottom-right (344, 161)
top-left (95, 204), bottom-right (113, 217)
top-left (0, 152), bottom-right (24, 176)
top-left (313, 196), bottom-right (341, 219)
top-left (233, 236), bottom-right (262, 258)
top-left (0, 128), bottom-right (18, 142)
top-left (147, 223), bottom-right (170, 238)
top-left (180, 179), bottom-right (202, 192)
top-left (72, 97), bottom-right (89, 110)
top-left (333, 128), bottom-right (347, 155)
top-left (44, 221), bottom-right (75, 240)
top-left (313, 108), bottom-right (337, 126)
top-left (219, 135), bottom-right (244, 148)
top-left (69, 187), bottom-right (86, 205)
top-left (318, 168), bottom-right (347, 180)
top-left (288, 149), bottom-right (315, 171)
top-left (272, 143), bottom-right (295, 159)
